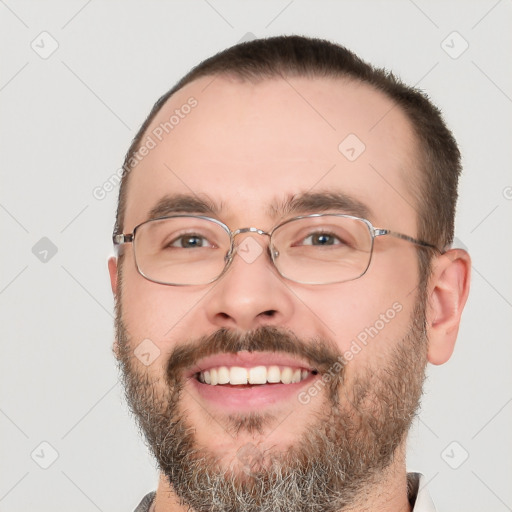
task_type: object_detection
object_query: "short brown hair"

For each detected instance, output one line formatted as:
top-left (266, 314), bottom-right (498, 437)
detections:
top-left (115, 35), bottom-right (461, 269)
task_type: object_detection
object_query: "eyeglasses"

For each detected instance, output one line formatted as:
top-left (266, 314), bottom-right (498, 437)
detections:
top-left (113, 214), bottom-right (439, 286)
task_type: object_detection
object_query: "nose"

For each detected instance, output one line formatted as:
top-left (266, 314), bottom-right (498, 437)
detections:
top-left (204, 233), bottom-right (295, 331)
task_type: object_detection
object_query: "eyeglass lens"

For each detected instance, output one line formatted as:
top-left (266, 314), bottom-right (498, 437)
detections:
top-left (133, 216), bottom-right (373, 285)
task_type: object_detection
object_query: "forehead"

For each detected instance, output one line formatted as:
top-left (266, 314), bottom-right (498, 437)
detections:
top-left (124, 75), bottom-right (420, 231)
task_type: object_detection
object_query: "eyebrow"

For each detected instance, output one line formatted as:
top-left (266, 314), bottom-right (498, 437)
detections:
top-left (147, 194), bottom-right (222, 220)
top-left (146, 190), bottom-right (372, 224)
top-left (272, 191), bottom-right (373, 221)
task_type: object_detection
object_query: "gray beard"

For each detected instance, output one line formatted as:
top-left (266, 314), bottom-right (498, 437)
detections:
top-left (116, 295), bottom-right (427, 512)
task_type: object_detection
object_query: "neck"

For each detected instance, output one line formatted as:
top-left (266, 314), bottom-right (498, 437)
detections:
top-left (151, 446), bottom-right (412, 512)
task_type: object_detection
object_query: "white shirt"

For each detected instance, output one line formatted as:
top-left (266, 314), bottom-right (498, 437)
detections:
top-left (409, 473), bottom-right (437, 511)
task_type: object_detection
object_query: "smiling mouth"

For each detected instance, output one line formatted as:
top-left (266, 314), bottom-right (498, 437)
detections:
top-left (196, 365), bottom-right (318, 386)
top-left (188, 352), bottom-right (323, 410)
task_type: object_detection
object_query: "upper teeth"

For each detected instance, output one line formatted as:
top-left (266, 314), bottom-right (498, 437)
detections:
top-left (197, 366), bottom-right (310, 385)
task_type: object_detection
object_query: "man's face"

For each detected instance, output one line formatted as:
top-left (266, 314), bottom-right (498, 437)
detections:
top-left (113, 75), bottom-right (429, 510)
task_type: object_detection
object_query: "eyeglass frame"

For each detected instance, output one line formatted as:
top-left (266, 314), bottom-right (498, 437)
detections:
top-left (112, 213), bottom-right (441, 286)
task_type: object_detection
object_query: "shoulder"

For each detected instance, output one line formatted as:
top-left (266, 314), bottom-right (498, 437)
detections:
top-left (133, 491), bottom-right (156, 512)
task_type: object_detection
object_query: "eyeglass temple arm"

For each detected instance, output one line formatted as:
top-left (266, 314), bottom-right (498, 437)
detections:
top-left (112, 234), bottom-right (134, 257)
top-left (374, 229), bottom-right (441, 252)
top-left (113, 233), bottom-right (134, 245)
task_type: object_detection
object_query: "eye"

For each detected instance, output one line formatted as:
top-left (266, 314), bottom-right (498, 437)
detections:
top-left (300, 232), bottom-right (345, 246)
top-left (167, 234), bottom-right (213, 249)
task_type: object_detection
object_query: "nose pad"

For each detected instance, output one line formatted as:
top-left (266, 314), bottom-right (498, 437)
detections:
top-left (218, 235), bottom-right (282, 283)
top-left (218, 229), bottom-right (279, 282)
top-left (224, 247), bottom-right (234, 263)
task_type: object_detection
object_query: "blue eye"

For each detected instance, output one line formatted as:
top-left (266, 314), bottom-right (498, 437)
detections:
top-left (301, 233), bottom-right (343, 246)
top-left (170, 235), bottom-right (210, 248)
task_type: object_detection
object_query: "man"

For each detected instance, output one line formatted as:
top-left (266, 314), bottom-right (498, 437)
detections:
top-left (108, 35), bottom-right (470, 511)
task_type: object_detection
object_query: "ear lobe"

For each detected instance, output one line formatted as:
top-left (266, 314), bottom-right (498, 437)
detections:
top-left (108, 256), bottom-right (118, 295)
top-left (426, 249), bottom-right (471, 365)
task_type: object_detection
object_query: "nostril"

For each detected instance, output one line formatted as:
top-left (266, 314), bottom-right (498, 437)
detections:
top-left (261, 310), bottom-right (277, 317)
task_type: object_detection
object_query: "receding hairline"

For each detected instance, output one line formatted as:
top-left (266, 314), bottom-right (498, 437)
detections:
top-left (119, 71), bottom-right (424, 234)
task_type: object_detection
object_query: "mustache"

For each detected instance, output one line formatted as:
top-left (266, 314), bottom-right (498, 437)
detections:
top-left (166, 326), bottom-right (344, 384)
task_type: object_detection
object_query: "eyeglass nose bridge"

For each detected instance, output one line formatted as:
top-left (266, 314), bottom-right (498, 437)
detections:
top-left (225, 226), bottom-right (277, 264)
top-left (232, 226), bottom-right (270, 237)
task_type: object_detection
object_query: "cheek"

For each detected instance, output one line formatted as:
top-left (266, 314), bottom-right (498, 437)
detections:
top-left (297, 250), bottom-right (419, 362)
top-left (119, 255), bottom-right (210, 350)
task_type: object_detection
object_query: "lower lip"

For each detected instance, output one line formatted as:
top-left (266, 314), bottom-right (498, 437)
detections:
top-left (189, 374), bottom-right (318, 412)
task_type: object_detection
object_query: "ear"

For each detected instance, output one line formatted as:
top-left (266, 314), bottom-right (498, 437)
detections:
top-left (108, 256), bottom-right (118, 295)
top-left (426, 249), bottom-right (471, 365)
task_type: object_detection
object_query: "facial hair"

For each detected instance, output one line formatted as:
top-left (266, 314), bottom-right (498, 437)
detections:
top-left (115, 294), bottom-right (428, 512)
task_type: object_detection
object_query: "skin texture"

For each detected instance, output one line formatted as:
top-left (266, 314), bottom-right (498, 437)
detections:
top-left (108, 75), bottom-right (471, 511)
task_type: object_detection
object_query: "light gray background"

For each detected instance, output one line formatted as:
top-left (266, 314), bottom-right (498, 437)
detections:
top-left (1, 1), bottom-right (511, 511)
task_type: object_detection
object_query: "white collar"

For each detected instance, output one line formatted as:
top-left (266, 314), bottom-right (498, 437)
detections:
top-left (409, 473), bottom-right (437, 511)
